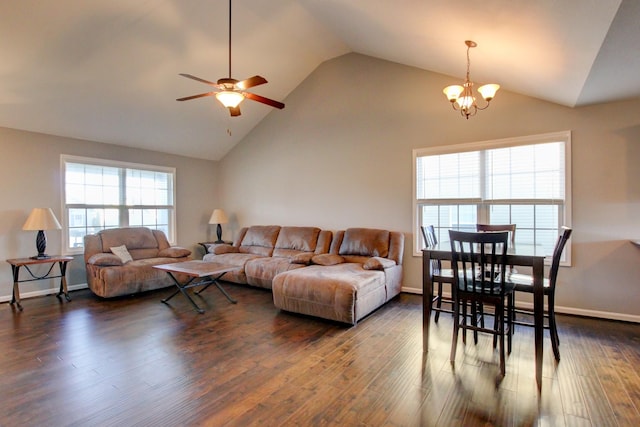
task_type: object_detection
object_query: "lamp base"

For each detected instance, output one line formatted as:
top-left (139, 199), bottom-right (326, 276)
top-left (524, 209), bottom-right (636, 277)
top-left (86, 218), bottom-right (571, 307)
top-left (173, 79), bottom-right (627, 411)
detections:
top-left (30, 254), bottom-right (51, 260)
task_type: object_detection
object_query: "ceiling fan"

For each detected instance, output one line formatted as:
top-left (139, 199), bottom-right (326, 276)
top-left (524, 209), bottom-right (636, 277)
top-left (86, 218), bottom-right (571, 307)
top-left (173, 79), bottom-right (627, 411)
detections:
top-left (176, 0), bottom-right (285, 117)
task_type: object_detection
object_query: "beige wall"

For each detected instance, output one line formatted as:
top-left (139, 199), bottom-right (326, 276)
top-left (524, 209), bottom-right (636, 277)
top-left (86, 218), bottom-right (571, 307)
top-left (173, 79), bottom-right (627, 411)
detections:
top-left (0, 127), bottom-right (220, 300)
top-left (219, 53), bottom-right (640, 321)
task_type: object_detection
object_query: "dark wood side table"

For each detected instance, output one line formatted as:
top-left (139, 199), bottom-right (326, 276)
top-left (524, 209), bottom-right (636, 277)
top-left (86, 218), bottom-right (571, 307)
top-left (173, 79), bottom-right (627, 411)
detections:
top-left (6, 256), bottom-right (74, 311)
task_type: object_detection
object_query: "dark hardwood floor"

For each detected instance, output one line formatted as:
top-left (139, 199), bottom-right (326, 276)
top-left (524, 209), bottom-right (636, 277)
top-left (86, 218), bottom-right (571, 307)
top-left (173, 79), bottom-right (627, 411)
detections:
top-left (1, 284), bottom-right (639, 426)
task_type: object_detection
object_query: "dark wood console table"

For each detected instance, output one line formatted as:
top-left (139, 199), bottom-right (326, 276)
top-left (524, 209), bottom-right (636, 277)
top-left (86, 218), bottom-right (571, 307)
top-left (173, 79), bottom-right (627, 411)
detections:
top-left (6, 256), bottom-right (74, 310)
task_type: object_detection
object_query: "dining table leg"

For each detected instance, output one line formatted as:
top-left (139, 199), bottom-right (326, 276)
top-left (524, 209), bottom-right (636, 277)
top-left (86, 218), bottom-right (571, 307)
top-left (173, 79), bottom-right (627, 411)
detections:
top-left (533, 257), bottom-right (545, 392)
top-left (423, 251), bottom-right (433, 352)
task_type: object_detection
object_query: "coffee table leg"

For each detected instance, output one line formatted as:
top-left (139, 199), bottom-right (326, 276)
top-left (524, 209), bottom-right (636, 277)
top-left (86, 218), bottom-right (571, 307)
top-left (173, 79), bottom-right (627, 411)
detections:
top-left (161, 273), bottom-right (204, 314)
top-left (214, 281), bottom-right (237, 304)
top-left (195, 272), bottom-right (237, 304)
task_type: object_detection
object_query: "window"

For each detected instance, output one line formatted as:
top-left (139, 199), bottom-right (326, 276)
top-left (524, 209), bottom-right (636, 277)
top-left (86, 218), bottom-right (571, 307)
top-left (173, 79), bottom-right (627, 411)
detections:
top-left (413, 131), bottom-right (571, 264)
top-left (61, 155), bottom-right (176, 253)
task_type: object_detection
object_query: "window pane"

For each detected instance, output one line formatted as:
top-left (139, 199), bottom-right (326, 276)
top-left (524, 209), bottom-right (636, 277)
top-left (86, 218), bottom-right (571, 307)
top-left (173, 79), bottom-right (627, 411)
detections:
top-left (512, 205), bottom-right (534, 228)
top-left (417, 151), bottom-right (480, 199)
top-left (485, 142), bottom-right (564, 201)
top-left (489, 205), bottom-right (510, 224)
top-left (126, 169), bottom-right (172, 206)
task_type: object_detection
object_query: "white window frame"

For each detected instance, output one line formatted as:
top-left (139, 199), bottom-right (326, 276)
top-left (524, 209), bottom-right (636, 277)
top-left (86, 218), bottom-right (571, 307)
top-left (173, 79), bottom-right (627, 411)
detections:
top-left (412, 131), bottom-right (572, 265)
top-left (60, 155), bottom-right (177, 255)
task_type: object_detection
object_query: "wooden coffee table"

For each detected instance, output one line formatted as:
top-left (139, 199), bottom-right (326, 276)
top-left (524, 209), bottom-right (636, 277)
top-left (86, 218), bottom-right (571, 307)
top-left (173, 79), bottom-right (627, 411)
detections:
top-left (153, 260), bottom-right (239, 314)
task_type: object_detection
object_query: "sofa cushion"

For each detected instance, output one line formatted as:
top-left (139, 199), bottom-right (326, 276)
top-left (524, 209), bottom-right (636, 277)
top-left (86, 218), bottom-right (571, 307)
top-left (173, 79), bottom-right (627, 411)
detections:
top-left (110, 245), bottom-right (133, 264)
top-left (363, 256), bottom-right (396, 270)
top-left (339, 228), bottom-right (390, 258)
top-left (239, 225), bottom-right (281, 256)
top-left (158, 247), bottom-right (192, 258)
top-left (100, 227), bottom-right (158, 252)
top-left (275, 226), bottom-right (320, 252)
top-left (88, 253), bottom-right (123, 266)
top-left (290, 252), bottom-right (314, 265)
top-left (245, 257), bottom-right (306, 289)
top-left (312, 254), bottom-right (345, 266)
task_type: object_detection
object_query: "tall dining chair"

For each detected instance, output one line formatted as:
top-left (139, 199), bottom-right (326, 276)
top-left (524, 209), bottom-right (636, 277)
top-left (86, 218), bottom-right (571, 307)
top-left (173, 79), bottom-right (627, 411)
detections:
top-left (420, 225), bottom-right (453, 323)
top-left (477, 223), bottom-right (517, 272)
top-left (449, 230), bottom-right (514, 377)
top-left (476, 224), bottom-right (516, 246)
top-left (506, 226), bottom-right (572, 361)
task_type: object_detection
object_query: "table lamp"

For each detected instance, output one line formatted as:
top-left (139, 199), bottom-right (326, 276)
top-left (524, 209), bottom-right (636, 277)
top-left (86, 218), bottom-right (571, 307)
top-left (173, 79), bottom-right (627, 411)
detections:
top-left (209, 209), bottom-right (229, 243)
top-left (22, 208), bottom-right (62, 259)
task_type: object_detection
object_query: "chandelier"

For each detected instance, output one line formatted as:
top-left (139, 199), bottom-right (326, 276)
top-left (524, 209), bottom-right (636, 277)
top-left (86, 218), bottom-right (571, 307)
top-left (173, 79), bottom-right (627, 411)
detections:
top-left (443, 40), bottom-right (499, 119)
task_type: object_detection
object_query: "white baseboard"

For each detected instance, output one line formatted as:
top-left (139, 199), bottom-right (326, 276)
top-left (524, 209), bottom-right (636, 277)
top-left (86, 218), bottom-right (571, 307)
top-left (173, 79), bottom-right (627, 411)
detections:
top-left (0, 283), bottom-right (88, 304)
top-left (400, 286), bottom-right (640, 324)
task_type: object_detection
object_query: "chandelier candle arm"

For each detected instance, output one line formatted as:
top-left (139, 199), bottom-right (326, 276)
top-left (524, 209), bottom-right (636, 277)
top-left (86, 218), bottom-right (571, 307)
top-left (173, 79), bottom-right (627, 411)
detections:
top-left (442, 40), bottom-right (500, 119)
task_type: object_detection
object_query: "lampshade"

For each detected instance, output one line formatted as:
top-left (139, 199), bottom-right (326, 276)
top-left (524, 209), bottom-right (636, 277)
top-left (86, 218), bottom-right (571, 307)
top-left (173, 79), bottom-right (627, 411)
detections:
top-left (22, 208), bottom-right (62, 231)
top-left (209, 209), bottom-right (229, 225)
top-left (215, 91), bottom-right (244, 108)
top-left (477, 83), bottom-right (500, 101)
top-left (443, 85), bottom-right (464, 102)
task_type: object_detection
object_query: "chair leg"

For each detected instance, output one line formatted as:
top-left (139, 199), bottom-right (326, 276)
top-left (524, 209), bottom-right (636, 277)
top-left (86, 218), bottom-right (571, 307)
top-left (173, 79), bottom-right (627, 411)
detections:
top-left (461, 300), bottom-right (468, 345)
top-left (507, 295), bottom-right (513, 355)
top-left (435, 282), bottom-right (441, 323)
top-left (498, 302), bottom-right (506, 377)
top-left (471, 300), bottom-right (479, 345)
top-left (548, 294), bottom-right (560, 361)
top-left (450, 298), bottom-right (460, 365)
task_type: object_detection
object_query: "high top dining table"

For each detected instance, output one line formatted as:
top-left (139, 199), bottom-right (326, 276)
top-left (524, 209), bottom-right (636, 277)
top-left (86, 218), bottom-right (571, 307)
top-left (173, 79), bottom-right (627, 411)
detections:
top-left (422, 242), bottom-right (547, 391)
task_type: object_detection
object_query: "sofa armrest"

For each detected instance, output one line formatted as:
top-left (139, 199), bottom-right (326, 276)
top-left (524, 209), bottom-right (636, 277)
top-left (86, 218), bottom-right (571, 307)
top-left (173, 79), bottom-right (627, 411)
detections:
top-left (158, 246), bottom-right (192, 258)
top-left (209, 245), bottom-right (239, 255)
top-left (363, 256), bottom-right (396, 270)
top-left (87, 253), bottom-right (123, 266)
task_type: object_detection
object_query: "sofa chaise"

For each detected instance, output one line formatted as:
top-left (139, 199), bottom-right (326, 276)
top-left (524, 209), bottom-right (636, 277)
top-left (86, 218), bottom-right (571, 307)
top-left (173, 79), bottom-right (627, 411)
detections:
top-left (272, 228), bottom-right (404, 325)
top-left (84, 227), bottom-right (192, 298)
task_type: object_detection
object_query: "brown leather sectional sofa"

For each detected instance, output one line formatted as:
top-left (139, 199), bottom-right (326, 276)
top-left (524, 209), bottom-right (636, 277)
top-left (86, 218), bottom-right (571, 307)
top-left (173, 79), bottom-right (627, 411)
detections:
top-left (203, 225), bottom-right (404, 325)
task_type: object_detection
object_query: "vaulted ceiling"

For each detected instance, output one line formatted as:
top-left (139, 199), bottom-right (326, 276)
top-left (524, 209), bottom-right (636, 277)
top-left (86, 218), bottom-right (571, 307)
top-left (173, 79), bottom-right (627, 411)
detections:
top-left (1, 0), bottom-right (639, 160)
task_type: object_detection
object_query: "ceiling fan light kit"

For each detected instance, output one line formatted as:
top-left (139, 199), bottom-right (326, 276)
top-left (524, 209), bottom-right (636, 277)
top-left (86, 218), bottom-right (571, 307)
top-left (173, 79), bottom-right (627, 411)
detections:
top-left (176, 0), bottom-right (284, 117)
top-left (443, 40), bottom-right (499, 119)
top-left (216, 91), bottom-right (244, 108)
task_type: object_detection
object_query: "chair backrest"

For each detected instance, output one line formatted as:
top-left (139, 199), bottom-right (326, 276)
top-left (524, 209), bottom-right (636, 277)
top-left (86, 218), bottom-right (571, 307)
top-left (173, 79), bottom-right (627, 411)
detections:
top-left (548, 227), bottom-right (572, 289)
top-left (449, 230), bottom-right (509, 297)
top-left (420, 225), bottom-right (437, 248)
top-left (421, 225), bottom-right (443, 276)
top-left (476, 223), bottom-right (516, 246)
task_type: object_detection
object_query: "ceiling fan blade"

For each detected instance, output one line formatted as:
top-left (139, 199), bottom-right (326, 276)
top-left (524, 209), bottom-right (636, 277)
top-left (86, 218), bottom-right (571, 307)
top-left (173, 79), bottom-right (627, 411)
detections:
top-left (243, 92), bottom-right (285, 109)
top-left (176, 92), bottom-right (217, 101)
top-left (179, 73), bottom-right (219, 87)
top-left (235, 75), bottom-right (268, 90)
top-left (229, 106), bottom-right (241, 116)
